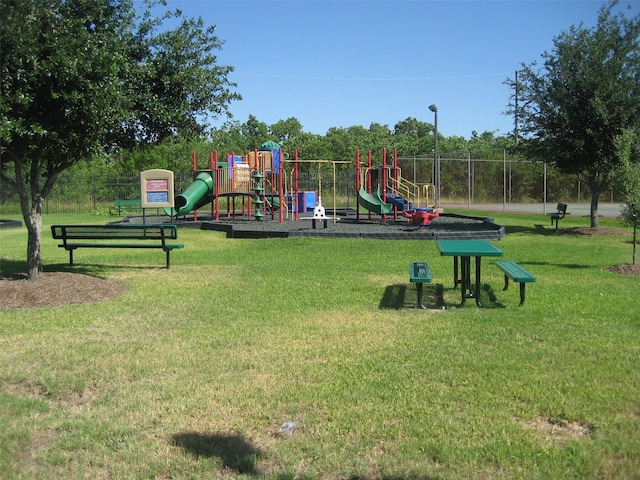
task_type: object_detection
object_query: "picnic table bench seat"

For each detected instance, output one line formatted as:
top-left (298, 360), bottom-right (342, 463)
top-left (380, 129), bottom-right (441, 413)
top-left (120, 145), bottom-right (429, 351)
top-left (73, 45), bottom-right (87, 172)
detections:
top-left (51, 224), bottom-right (183, 269)
top-left (409, 261), bottom-right (432, 309)
top-left (495, 260), bottom-right (536, 306)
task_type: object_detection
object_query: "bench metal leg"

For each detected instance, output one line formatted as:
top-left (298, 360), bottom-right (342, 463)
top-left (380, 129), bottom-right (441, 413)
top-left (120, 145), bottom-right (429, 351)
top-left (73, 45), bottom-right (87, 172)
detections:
top-left (519, 283), bottom-right (526, 306)
top-left (68, 248), bottom-right (75, 266)
top-left (416, 283), bottom-right (426, 309)
top-left (165, 250), bottom-right (171, 269)
top-left (503, 275), bottom-right (526, 306)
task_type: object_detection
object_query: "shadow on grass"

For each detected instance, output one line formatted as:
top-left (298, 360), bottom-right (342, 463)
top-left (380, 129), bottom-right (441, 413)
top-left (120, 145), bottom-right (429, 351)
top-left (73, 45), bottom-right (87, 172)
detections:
top-left (1, 258), bottom-right (168, 278)
top-left (379, 283), bottom-right (445, 310)
top-left (172, 432), bottom-right (262, 474)
top-left (514, 260), bottom-right (592, 270)
top-left (503, 224), bottom-right (562, 236)
top-left (0, 259), bottom-right (26, 277)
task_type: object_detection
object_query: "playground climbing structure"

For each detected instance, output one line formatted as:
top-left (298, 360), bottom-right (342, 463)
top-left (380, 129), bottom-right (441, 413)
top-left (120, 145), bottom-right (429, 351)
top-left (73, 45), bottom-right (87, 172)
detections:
top-left (356, 148), bottom-right (436, 220)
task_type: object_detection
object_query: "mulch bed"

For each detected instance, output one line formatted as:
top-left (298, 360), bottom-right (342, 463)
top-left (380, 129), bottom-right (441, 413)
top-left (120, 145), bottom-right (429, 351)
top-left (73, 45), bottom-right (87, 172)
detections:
top-left (0, 272), bottom-right (126, 309)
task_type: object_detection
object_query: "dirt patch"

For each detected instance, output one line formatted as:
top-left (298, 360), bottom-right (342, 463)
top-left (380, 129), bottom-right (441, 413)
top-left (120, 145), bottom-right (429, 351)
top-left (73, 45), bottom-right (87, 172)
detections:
top-left (0, 272), bottom-right (126, 309)
top-left (607, 263), bottom-right (640, 276)
top-left (524, 416), bottom-right (594, 443)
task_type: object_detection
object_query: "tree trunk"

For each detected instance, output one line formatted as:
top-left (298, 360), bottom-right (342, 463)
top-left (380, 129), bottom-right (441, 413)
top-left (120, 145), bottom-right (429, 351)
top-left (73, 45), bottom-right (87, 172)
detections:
top-left (589, 186), bottom-right (600, 228)
top-left (24, 197), bottom-right (44, 279)
top-left (633, 223), bottom-right (637, 266)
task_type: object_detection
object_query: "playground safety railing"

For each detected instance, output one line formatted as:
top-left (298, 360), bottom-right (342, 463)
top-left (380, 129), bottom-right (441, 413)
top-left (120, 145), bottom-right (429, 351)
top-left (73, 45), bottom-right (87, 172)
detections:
top-left (386, 172), bottom-right (436, 210)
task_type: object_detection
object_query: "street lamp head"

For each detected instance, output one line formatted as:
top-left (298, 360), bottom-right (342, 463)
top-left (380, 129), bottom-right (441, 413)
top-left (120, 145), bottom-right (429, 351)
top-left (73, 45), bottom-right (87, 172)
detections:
top-left (428, 104), bottom-right (438, 113)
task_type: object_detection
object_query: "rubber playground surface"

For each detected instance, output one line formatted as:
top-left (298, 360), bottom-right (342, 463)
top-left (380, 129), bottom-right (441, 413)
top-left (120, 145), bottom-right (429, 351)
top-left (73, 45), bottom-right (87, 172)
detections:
top-left (130, 202), bottom-right (623, 240)
top-left (136, 210), bottom-right (506, 240)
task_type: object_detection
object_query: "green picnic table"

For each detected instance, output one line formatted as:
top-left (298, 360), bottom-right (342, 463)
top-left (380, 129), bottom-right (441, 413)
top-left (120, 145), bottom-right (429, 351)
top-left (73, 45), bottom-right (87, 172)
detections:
top-left (436, 239), bottom-right (504, 307)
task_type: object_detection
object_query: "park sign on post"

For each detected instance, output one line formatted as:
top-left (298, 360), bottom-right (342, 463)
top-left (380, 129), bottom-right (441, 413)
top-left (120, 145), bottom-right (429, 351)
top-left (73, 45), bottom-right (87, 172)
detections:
top-left (140, 169), bottom-right (175, 209)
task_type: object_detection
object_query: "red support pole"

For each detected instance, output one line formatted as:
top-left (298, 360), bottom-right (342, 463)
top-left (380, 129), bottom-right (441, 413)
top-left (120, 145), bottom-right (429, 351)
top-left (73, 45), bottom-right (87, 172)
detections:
top-left (294, 149), bottom-right (300, 221)
top-left (356, 149), bottom-right (361, 221)
top-left (367, 150), bottom-right (373, 220)
top-left (192, 151), bottom-right (198, 221)
top-left (393, 148), bottom-right (399, 220)
top-left (278, 148), bottom-right (284, 223)
top-left (209, 152), bottom-right (218, 219)
top-left (382, 148), bottom-right (387, 222)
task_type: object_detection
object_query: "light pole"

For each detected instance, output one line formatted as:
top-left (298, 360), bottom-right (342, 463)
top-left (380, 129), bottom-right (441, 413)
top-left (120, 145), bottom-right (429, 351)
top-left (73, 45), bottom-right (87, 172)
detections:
top-left (429, 104), bottom-right (439, 207)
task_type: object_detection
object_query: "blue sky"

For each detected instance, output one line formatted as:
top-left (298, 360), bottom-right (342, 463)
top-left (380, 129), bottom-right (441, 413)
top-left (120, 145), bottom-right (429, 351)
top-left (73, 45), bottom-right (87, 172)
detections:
top-left (157, 0), bottom-right (624, 139)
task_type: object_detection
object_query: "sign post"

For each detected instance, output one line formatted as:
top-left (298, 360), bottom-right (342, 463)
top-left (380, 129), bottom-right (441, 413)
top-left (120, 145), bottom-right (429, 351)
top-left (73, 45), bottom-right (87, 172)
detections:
top-left (140, 169), bottom-right (175, 223)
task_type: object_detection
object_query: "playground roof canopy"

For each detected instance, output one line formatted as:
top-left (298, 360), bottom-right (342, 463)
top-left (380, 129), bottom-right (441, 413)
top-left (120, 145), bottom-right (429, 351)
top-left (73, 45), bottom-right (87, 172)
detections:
top-left (259, 140), bottom-right (280, 151)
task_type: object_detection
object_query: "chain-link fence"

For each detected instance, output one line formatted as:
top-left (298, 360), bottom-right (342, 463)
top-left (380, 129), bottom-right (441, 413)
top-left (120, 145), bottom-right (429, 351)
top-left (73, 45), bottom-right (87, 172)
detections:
top-left (0, 150), bottom-right (621, 215)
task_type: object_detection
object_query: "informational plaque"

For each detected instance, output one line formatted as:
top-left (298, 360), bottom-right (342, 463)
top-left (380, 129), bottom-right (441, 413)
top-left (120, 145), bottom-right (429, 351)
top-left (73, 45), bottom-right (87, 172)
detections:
top-left (140, 169), bottom-right (174, 208)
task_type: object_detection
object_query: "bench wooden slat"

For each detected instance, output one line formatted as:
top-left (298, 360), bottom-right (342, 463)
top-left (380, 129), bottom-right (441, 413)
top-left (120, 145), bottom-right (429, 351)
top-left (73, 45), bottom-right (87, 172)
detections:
top-left (51, 224), bottom-right (183, 268)
top-left (409, 262), bottom-right (432, 309)
top-left (495, 261), bottom-right (535, 306)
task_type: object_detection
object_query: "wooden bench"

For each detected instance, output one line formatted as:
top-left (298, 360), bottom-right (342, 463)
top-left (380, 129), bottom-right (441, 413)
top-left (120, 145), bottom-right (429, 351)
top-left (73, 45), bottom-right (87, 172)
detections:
top-left (548, 203), bottom-right (568, 230)
top-left (495, 261), bottom-right (536, 306)
top-left (409, 261), bottom-right (432, 309)
top-left (51, 224), bottom-right (184, 269)
top-left (112, 199), bottom-right (141, 216)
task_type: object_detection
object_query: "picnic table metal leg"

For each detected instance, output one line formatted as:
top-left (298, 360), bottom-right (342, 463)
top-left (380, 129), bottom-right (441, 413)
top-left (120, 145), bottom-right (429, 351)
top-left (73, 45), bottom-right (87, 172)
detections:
top-left (475, 256), bottom-right (483, 307)
top-left (453, 256), bottom-right (459, 289)
top-left (458, 256), bottom-right (468, 307)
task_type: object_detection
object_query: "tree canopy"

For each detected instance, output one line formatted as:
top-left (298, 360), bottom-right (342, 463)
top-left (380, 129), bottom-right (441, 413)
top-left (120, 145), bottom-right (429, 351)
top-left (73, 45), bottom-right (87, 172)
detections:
top-left (508, 1), bottom-right (640, 227)
top-left (0, 0), bottom-right (240, 278)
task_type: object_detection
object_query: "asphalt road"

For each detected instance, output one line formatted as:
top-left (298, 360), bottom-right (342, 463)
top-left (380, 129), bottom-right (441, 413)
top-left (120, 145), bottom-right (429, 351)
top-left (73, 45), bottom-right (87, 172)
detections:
top-left (442, 202), bottom-right (623, 218)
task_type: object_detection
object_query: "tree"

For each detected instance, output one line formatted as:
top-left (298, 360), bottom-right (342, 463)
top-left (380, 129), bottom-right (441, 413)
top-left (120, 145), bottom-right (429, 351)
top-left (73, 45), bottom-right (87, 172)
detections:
top-left (270, 117), bottom-right (303, 144)
top-left (0, 0), bottom-right (240, 278)
top-left (615, 132), bottom-right (640, 264)
top-left (507, 1), bottom-right (640, 227)
top-left (241, 115), bottom-right (271, 150)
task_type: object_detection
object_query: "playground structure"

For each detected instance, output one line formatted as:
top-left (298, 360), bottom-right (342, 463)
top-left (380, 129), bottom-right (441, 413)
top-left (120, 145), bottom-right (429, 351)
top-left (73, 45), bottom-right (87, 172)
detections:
top-left (355, 148), bottom-right (436, 221)
top-left (167, 144), bottom-right (438, 224)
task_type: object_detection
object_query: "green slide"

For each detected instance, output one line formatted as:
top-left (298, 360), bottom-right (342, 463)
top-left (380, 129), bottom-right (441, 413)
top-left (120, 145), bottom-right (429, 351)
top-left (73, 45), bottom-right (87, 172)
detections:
top-left (165, 171), bottom-right (214, 216)
top-left (358, 187), bottom-right (394, 215)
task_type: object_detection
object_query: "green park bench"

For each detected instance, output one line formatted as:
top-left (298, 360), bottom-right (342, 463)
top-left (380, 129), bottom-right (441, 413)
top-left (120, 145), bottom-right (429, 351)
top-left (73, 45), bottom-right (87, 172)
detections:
top-left (409, 261), bottom-right (432, 309)
top-left (548, 203), bottom-right (568, 230)
top-left (112, 199), bottom-right (141, 216)
top-left (495, 260), bottom-right (536, 306)
top-left (51, 224), bottom-right (184, 269)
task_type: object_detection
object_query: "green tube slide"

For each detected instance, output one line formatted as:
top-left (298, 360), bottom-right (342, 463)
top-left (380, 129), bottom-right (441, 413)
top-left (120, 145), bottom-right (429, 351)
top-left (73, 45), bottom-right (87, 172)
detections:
top-left (165, 171), bottom-right (214, 216)
top-left (358, 187), bottom-right (394, 215)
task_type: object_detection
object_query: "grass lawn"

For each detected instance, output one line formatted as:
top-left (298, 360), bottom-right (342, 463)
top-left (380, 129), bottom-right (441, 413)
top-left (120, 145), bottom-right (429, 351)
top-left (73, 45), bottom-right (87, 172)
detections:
top-left (1, 211), bottom-right (639, 479)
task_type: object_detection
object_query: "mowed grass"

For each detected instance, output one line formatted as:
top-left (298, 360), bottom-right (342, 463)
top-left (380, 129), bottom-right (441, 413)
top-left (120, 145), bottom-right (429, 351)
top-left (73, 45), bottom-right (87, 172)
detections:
top-left (1, 211), bottom-right (639, 479)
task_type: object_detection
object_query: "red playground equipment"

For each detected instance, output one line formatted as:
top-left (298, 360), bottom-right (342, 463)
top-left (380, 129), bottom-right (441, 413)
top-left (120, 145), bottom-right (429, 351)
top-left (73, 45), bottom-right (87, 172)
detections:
top-left (168, 146), bottom-right (437, 225)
